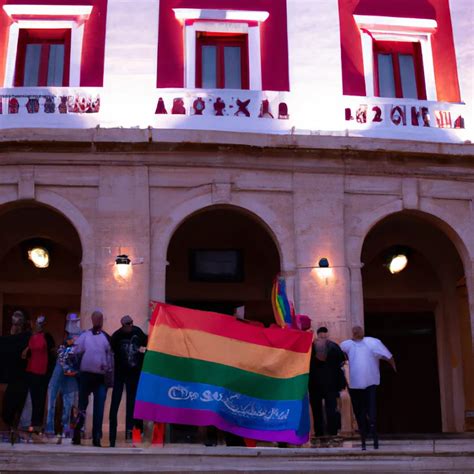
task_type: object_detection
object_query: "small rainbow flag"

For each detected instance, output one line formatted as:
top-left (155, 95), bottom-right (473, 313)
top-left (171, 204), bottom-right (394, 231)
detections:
top-left (134, 302), bottom-right (312, 444)
top-left (271, 274), bottom-right (294, 328)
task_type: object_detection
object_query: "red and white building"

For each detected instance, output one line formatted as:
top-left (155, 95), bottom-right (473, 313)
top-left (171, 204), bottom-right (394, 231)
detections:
top-left (0, 0), bottom-right (473, 436)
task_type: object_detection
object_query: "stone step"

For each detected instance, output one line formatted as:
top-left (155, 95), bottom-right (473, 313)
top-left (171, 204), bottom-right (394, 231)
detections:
top-left (1, 441), bottom-right (473, 473)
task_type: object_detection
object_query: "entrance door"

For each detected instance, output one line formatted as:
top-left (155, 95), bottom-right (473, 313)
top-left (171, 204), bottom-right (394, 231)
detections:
top-left (365, 312), bottom-right (442, 433)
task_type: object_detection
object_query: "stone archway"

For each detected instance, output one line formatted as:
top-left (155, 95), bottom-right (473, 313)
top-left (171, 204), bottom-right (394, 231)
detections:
top-left (166, 205), bottom-right (281, 325)
top-left (0, 200), bottom-right (84, 342)
top-left (360, 211), bottom-right (472, 433)
top-left (163, 204), bottom-right (282, 444)
top-left (150, 191), bottom-right (295, 305)
top-left (0, 200), bottom-right (85, 430)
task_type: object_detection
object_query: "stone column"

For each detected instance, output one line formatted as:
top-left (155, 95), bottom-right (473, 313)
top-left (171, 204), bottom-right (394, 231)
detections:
top-left (79, 261), bottom-right (96, 327)
top-left (94, 165), bottom-right (151, 333)
top-left (348, 264), bottom-right (365, 330)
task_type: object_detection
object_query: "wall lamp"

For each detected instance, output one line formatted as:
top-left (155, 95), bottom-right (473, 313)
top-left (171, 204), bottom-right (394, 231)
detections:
top-left (318, 258), bottom-right (329, 268)
top-left (385, 247), bottom-right (410, 274)
top-left (114, 254), bottom-right (144, 281)
top-left (28, 246), bottom-right (50, 269)
top-left (388, 253), bottom-right (408, 274)
top-left (315, 257), bottom-right (333, 284)
top-left (115, 254), bottom-right (131, 278)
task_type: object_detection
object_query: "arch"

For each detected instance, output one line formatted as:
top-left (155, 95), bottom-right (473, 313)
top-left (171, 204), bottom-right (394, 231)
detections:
top-left (0, 191), bottom-right (96, 320)
top-left (152, 192), bottom-right (295, 273)
top-left (35, 189), bottom-right (94, 266)
top-left (0, 190), bottom-right (94, 266)
top-left (349, 205), bottom-right (472, 279)
top-left (356, 209), bottom-right (473, 433)
top-left (347, 202), bottom-right (474, 350)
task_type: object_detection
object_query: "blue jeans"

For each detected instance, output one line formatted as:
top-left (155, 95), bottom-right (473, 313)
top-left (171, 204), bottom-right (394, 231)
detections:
top-left (74, 372), bottom-right (107, 442)
top-left (45, 364), bottom-right (78, 434)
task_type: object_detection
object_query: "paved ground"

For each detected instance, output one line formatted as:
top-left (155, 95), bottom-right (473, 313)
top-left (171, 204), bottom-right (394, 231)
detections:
top-left (0, 439), bottom-right (473, 473)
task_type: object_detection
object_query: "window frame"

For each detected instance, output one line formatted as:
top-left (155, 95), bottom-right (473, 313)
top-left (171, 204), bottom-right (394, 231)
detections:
top-left (2, 5), bottom-right (92, 88)
top-left (14, 28), bottom-right (71, 87)
top-left (173, 8), bottom-right (269, 91)
top-left (373, 40), bottom-right (427, 100)
top-left (354, 15), bottom-right (437, 100)
top-left (195, 33), bottom-right (249, 90)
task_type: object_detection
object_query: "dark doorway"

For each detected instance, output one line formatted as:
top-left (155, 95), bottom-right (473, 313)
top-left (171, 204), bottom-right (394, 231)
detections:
top-left (365, 312), bottom-right (442, 433)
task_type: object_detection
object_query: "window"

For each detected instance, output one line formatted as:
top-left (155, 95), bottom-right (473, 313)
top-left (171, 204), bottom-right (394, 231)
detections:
top-left (374, 41), bottom-right (426, 100)
top-left (172, 8), bottom-right (269, 90)
top-left (354, 15), bottom-right (437, 100)
top-left (196, 33), bottom-right (249, 89)
top-left (189, 249), bottom-right (244, 282)
top-left (14, 29), bottom-right (70, 87)
top-left (2, 4), bottom-right (93, 88)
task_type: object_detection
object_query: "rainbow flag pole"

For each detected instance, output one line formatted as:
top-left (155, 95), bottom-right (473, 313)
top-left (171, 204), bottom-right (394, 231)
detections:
top-left (134, 302), bottom-right (312, 444)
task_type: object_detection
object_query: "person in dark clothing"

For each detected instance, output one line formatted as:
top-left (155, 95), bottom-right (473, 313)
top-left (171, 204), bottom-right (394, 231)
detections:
top-left (1, 311), bottom-right (31, 440)
top-left (109, 315), bottom-right (147, 447)
top-left (308, 327), bottom-right (346, 440)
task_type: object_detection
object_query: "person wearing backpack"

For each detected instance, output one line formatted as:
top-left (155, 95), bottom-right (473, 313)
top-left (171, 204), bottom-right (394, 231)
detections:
top-left (45, 313), bottom-right (82, 439)
top-left (109, 315), bottom-right (147, 447)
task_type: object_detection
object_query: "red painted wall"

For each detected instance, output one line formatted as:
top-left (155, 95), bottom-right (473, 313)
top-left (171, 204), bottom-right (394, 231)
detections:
top-left (0, 0), bottom-right (107, 87)
top-left (338, 0), bottom-right (461, 102)
top-left (157, 0), bottom-right (289, 91)
top-left (0, 5), bottom-right (10, 85)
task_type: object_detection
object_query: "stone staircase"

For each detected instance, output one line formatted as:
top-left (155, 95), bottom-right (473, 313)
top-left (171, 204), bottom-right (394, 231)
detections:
top-left (1, 439), bottom-right (473, 473)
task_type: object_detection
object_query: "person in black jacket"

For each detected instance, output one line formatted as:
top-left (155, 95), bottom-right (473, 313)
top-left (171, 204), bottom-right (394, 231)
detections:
top-left (309, 327), bottom-right (346, 440)
top-left (0, 311), bottom-right (31, 441)
top-left (109, 315), bottom-right (147, 447)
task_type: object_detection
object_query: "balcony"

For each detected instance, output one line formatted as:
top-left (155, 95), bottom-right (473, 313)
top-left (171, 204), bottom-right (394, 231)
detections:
top-left (0, 87), bottom-right (470, 145)
top-left (340, 96), bottom-right (469, 143)
top-left (0, 87), bottom-right (102, 129)
top-left (128, 88), bottom-right (292, 134)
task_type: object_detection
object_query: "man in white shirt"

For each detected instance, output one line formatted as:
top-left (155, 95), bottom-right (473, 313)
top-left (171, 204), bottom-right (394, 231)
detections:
top-left (341, 326), bottom-right (396, 450)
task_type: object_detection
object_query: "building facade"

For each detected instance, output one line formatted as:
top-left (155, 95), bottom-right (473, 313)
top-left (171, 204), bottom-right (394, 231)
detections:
top-left (0, 0), bottom-right (473, 435)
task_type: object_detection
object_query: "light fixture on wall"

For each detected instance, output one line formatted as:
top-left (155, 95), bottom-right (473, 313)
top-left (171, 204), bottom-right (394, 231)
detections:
top-left (384, 246), bottom-right (410, 274)
top-left (318, 258), bottom-right (329, 268)
top-left (315, 257), bottom-right (333, 284)
top-left (115, 254), bottom-right (131, 279)
top-left (28, 246), bottom-right (50, 268)
top-left (388, 253), bottom-right (408, 274)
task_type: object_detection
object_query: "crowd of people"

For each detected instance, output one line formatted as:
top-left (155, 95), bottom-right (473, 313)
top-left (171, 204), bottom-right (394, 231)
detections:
top-left (1, 309), bottom-right (395, 450)
top-left (0, 310), bottom-right (146, 447)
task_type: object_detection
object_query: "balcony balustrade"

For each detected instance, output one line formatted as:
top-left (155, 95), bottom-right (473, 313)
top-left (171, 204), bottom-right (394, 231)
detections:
top-left (0, 87), bottom-right (469, 144)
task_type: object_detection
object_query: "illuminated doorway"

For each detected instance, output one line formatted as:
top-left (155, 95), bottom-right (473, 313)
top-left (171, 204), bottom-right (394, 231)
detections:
top-left (361, 212), bottom-right (471, 433)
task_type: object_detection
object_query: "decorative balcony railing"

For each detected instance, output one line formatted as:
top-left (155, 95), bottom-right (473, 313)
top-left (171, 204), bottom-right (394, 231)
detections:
top-left (0, 87), bottom-right (102, 128)
top-left (148, 88), bottom-right (292, 133)
top-left (0, 87), bottom-right (469, 144)
top-left (342, 96), bottom-right (468, 137)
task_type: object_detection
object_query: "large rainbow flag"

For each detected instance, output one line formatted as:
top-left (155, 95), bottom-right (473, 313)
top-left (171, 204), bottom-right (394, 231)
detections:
top-left (134, 302), bottom-right (313, 444)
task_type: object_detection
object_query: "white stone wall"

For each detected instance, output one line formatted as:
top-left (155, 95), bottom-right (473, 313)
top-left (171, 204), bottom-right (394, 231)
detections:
top-left (450, 0), bottom-right (474, 131)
